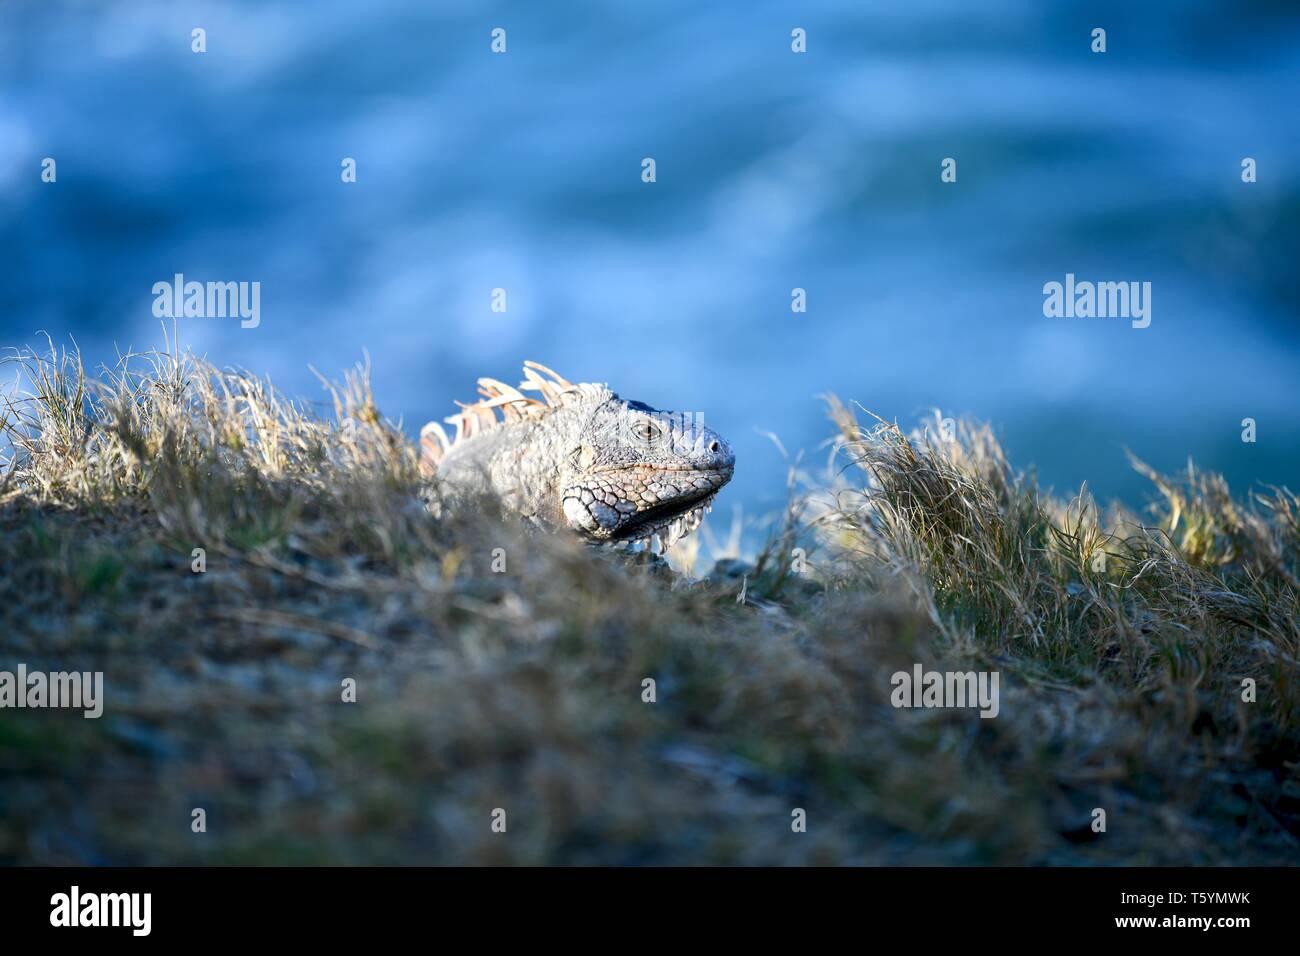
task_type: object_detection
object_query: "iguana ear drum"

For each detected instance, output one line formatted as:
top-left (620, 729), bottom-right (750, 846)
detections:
top-left (569, 444), bottom-right (597, 471)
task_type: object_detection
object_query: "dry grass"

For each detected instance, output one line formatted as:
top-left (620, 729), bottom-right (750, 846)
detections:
top-left (0, 338), bottom-right (1296, 865)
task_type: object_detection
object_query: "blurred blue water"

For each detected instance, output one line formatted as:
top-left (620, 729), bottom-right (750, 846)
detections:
top-left (2, 0), bottom-right (1297, 531)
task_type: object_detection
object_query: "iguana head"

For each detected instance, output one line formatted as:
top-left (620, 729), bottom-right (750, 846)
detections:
top-left (558, 390), bottom-right (734, 548)
top-left (421, 362), bottom-right (735, 550)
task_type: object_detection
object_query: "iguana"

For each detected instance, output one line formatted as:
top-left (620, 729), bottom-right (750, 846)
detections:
top-left (420, 362), bottom-right (734, 551)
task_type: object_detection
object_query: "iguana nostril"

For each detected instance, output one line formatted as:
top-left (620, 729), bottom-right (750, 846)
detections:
top-left (709, 440), bottom-right (719, 453)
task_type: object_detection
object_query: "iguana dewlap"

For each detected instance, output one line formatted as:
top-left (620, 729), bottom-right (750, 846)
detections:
top-left (420, 362), bottom-right (734, 550)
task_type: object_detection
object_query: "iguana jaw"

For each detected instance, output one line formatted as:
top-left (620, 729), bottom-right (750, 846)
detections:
top-left (561, 465), bottom-right (732, 549)
top-left (609, 485), bottom-right (721, 547)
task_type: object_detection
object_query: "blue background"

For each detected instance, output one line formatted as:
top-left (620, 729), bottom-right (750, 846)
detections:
top-left (2, 1), bottom-right (1297, 530)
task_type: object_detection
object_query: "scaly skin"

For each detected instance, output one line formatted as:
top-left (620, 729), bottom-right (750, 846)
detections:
top-left (420, 363), bottom-right (734, 550)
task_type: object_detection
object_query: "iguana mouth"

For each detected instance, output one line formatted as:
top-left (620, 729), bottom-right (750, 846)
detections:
top-left (612, 487), bottom-right (719, 547)
top-left (606, 464), bottom-right (731, 549)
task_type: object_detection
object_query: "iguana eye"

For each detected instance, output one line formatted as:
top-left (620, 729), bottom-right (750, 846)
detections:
top-left (632, 420), bottom-right (661, 443)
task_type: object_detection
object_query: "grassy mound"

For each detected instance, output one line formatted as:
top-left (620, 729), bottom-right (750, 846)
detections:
top-left (1, 338), bottom-right (1297, 864)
